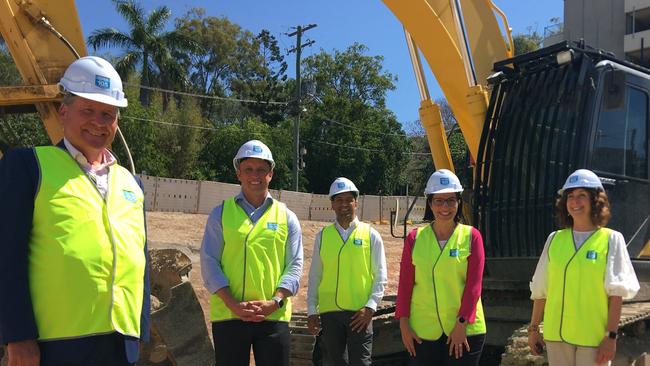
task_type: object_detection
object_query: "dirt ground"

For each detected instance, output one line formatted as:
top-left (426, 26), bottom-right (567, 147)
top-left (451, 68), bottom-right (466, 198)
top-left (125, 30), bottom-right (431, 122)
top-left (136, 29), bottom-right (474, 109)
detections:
top-left (146, 211), bottom-right (414, 319)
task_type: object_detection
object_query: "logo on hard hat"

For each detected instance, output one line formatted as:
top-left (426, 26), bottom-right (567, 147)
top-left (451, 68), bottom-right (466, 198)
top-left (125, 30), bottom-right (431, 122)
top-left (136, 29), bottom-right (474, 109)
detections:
top-left (337, 182), bottom-right (346, 189)
top-left (440, 178), bottom-right (450, 185)
top-left (95, 75), bottom-right (110, 89)
top-left (569, 176), bottom-right (579, 183)
top-left (252, 145), bottom-right (262, 153)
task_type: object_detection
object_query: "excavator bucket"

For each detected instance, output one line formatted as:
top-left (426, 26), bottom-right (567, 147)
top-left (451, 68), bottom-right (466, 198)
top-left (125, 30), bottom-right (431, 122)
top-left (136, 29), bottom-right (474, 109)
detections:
top-left (139, 249), bottom-right (214, 366)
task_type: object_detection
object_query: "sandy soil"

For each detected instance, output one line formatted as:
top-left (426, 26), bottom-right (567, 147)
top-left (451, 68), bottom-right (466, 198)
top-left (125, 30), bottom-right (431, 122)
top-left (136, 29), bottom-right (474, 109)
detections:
top-left (146, 211), bottom-right (414, 318)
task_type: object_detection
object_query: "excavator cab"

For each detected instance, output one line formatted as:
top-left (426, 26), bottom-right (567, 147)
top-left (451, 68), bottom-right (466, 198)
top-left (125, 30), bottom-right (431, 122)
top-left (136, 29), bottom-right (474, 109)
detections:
top-left (473, 41), bottom-right (650, 346)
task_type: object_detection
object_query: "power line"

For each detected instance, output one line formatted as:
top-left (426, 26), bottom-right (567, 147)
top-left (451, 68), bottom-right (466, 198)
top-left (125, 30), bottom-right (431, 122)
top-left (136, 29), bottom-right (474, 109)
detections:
top-left (123, 82), bottom-right (289, 105)
top-left (120, 115), bottom-right (266, 138)
top-left (119, 115), bottom-right (430, 157)
top-left (302, 137), bottom-right (431, 157)
top-left (321, 117), bottom-right (409, 137)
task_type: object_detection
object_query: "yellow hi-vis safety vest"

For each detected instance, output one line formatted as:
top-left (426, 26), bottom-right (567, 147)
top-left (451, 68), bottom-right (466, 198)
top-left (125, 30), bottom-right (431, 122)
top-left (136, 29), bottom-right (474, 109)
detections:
top-left (210, 197), bottom-right (291, 322)
top-left (30, 146), bottom-right (146, 341)
top-left (410, 224), bottom-right (486, 340)
top-left (544, 228), bottom-right (610, 347)
top-left (317, 222), bottom-right (373, 313)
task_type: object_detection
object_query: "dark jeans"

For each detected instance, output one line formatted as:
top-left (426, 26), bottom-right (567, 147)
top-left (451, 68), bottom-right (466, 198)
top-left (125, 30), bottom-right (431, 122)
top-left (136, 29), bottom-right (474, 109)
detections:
top-left (39, 332), bottom-right (132, 366)
top-left (412, 333), bottom-right (485, 366)
top-left (320, 311), bottom-right (372, 366)
top-left (212, 319), bottom-right (289, 366)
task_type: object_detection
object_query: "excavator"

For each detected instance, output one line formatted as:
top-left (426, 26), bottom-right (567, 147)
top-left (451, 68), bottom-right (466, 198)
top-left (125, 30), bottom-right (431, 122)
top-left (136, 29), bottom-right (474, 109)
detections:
top-left (379, 0), bottom-right (650, 364)
top-left (1, 0), bottom-right (649, 365)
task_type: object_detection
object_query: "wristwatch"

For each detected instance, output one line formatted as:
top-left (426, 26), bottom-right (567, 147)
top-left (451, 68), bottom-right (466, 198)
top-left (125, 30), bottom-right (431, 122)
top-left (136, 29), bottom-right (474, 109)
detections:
top-left (272, 296), bottom-right (285, 308)
top-left (607, 331), bottom-right (617, 340)
top-left (458, 316), bottom-right (466, 324)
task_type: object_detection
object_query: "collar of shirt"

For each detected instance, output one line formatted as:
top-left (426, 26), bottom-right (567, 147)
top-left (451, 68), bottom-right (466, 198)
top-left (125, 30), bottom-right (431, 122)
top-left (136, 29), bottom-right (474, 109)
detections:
top-left (235, 192), bottom-right (274, 217)
top-left (63, 138), bottom-right (116, 173)
top-left (335, 216), bottom-right (359, 237)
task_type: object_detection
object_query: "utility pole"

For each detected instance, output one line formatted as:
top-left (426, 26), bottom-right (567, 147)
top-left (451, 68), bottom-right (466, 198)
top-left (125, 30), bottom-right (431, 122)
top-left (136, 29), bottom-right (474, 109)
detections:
top-left (287, 23), bottom-right (316, 191)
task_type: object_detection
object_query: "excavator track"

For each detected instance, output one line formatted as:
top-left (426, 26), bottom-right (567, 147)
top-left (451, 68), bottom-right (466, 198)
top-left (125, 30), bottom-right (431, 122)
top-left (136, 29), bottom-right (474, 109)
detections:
top-left (500, 303), bottom-right (650, 366)
top-left (289, 296), bottom-right (408, 366)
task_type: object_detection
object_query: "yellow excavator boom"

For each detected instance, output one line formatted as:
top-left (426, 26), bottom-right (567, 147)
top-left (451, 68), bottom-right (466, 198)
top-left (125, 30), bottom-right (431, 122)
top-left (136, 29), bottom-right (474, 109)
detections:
top-left (383, 0), bottom-right (512, 170)
top-left (0, 0), bottom-right (87, 145)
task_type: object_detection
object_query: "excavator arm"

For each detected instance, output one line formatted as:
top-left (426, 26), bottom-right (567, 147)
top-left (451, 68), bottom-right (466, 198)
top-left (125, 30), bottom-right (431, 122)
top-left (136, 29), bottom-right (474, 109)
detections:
top-left (382, 0), bottom-right (512, 171)
top-left (0, 0), bottom-right (86, 146)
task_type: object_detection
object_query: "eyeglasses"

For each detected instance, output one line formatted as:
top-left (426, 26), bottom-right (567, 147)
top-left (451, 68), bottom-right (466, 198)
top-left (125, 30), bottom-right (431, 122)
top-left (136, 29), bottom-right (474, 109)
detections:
top-left (431, 197), bottom-right (459, 207)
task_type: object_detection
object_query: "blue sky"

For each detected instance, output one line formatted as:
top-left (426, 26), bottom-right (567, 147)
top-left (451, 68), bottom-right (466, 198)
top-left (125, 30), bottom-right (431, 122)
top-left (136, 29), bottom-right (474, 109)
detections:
top-left (76, 0), bottom-right (563, 126)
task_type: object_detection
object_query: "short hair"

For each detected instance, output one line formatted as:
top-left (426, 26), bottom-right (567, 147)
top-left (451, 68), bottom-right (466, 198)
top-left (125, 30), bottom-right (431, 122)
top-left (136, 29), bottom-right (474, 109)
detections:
top-left (237, 157), bottom-right (273, 170)
top-left (555, 188), bottom-right (611, 228)
top-left (423, 192), bottom-right (464, 223)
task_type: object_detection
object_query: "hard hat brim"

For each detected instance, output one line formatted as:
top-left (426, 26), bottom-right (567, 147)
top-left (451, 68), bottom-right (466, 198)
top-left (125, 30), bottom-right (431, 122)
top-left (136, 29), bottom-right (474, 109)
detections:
top-left (69, 91), bottom-right (128, 108)
top-left (425, 187), bottom-right (464, 195)
top-left (328, 189), bottom-right (359, 199)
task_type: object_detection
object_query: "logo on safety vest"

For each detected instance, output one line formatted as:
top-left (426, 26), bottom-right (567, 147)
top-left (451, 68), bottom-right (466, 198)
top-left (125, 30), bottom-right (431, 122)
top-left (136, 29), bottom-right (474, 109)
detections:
top-left (586, 250), bottom-right (597, 260)
top-left (95, 75), bottom-right (110, 89)
top-left (122, 190), bottom-right (137, 203)
top-left (353, 238), bottom-right (363, 245)
top-left (440, 177), bottom-right (449, 185)
top-left (449, 248), bottom-right (459, 257)
top-left (267, 222), bottom-right (278, 231)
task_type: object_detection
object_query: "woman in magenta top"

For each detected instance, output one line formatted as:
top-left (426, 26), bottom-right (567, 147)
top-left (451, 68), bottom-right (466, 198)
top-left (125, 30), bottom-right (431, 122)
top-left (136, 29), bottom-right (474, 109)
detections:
top-left (396, 169), bottom-right (486, 365)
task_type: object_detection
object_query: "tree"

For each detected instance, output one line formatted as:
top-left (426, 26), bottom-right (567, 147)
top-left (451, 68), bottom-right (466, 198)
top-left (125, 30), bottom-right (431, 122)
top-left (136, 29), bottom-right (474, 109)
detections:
top-left (87, 0), bottom-right (199, 106)
top-left (229, 30), bottom-right (290, 126)
top-left (174, 9), bottom-right (261, 121)
top-left (0, 40), bottom-right (50, 150)
top-left (300, 44), bottom-right (408, 195)
top-left (513, 31), bottom-right (543, 56)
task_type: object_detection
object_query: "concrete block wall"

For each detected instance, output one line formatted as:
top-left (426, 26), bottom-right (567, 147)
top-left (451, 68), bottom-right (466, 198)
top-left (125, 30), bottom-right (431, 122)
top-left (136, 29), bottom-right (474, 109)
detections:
top-left (196, 181), bottom-right (241, 214)
top-left (137, 174), bottom-right (425, 223)
top-left (309, 194), bottom-right (334, 222)
top-left (279, 190), bottom-right (312, 221)
top-left (155, 177), bottom-right (200, 213)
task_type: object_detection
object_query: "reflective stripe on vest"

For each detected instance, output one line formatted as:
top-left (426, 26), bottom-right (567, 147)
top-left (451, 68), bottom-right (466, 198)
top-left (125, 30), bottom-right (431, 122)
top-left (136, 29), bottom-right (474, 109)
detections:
top-left (317, 222), bottom-right (373, 313)
top-left (31, 146), bottom-right (146, 340)
top-left (210, 197), bottom-right (291, 322)
top-left (544, 228), bottom-right (610, 346)
top-left (410, 224), bottom-right (486, 340)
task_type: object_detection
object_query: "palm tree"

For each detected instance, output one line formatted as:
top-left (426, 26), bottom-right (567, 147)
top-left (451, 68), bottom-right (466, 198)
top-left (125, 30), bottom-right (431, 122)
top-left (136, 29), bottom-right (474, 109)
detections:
top-left (87, 0), bottom-right (199, 106)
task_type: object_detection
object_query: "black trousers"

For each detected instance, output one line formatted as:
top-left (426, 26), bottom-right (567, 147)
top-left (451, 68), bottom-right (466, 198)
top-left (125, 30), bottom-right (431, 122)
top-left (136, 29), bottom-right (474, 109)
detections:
top-left (320, 311), bottom-right (373, 366)
top-left (411, 333), bottom-right (485, 366)
top-left (212, 320), bottom-right (290, 366)
top-left (39, 332), bottom-right (132, 366)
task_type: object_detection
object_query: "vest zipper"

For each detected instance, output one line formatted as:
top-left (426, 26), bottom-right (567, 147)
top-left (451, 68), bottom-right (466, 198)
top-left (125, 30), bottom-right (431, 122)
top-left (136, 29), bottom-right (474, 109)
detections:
top-left (558, 229), bottom-right (598, 343)
top-left (239, 200), bottom-right (274, 302)
top-left (334, 226), bottom-right (352, 311)
top-left (430, 224), bottom-right (459, 335)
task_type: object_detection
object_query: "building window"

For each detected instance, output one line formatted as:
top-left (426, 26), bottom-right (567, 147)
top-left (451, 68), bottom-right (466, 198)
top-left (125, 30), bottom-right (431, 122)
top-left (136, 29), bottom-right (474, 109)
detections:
top-left (592, 86), bottom-right (648, 179)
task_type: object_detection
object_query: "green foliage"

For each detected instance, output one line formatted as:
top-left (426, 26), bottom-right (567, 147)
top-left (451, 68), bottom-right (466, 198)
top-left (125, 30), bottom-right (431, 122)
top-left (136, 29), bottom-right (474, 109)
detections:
top-left (513, 32), bottom-right (543, 56)
top-left (300, 44), bottom-right (408, 195)
top-left (0, 43), bottom-right (51, 151)
top-left (87, 0), bottom-right (200, 106)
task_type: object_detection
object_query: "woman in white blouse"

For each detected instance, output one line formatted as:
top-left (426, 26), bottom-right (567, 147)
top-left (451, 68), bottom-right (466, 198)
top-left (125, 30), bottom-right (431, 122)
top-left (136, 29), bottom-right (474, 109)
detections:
top-left (527, 169), bottom-right (639, 366)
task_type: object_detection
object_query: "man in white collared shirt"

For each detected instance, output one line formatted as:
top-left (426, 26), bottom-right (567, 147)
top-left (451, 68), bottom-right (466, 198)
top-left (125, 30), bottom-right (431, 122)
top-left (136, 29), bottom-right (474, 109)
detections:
top-left (307, 177), bottom-right (387, 366)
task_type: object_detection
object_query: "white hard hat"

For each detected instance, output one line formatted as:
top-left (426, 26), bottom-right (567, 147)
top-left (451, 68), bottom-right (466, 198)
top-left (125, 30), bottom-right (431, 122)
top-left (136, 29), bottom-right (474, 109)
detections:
top-left (58, 56), bottom-right (127, 107)
top-left (424, 169), bottom-right (463, 195)
top-left (328, 177), bottom-right (359, 199)
top-left (558, 169), bottom-right (604, 194)
top-left (233, 140), bottom-right (275, 169)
